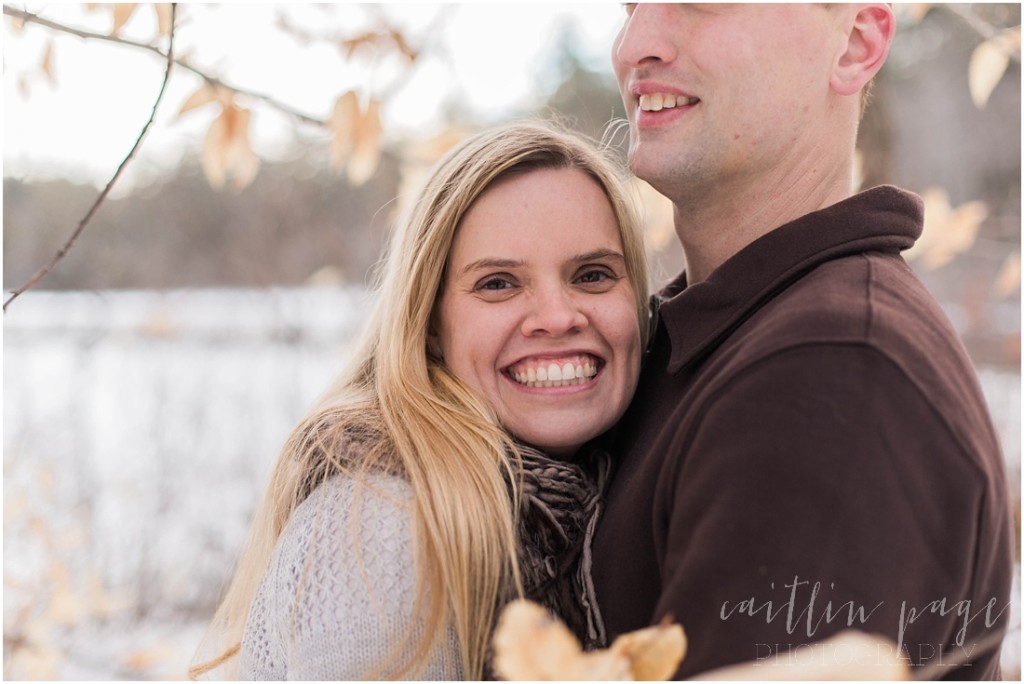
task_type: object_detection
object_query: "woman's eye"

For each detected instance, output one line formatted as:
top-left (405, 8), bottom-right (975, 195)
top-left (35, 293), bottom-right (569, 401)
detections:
top-left (577, 269), bottom-right (613, 285)
top-left (477, 276), bottom-right (514, 291)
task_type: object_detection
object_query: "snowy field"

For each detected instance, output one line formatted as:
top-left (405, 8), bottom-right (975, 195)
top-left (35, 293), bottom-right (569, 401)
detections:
top-left (3, 287), bottom-right (1020, 679)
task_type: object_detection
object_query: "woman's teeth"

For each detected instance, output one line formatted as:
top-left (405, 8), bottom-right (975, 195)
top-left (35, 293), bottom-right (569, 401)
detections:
top-left (509, 360), bottom-right (598, 388)
top-left (638, 93), bottom-right (698, 112)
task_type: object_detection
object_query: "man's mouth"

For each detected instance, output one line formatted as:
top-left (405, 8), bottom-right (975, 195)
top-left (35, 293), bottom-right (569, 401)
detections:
top-left (504, 354), bottom-right (602, 388)
top-left (638, 93), bottom-right (700, 112)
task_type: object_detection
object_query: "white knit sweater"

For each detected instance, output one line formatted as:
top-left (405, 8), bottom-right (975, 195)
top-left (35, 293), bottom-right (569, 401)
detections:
top-left (239, 474), bottom-right (464, 680)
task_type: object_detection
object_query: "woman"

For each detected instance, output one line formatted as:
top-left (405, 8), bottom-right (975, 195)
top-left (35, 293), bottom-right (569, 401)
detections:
top-left (190, 121), bottom-right (650, 680)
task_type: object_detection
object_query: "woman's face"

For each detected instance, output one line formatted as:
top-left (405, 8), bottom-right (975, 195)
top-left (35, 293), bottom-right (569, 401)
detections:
top-left (433, 167), bottom-right (642, 457)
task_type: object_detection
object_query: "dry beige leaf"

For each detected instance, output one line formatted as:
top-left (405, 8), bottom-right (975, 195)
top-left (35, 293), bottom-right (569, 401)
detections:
top-left (576, 649), bottom-right (634, 680)
top-left (38, 464), bottom-right (56, 493)
top-left (852, 148), bottom-right (864, 192)
top-left (395, 129), bottom-right (471, 222)
top-left (45, 563), bottom-right (87, 626)
top-left (348, 97), bottom-right (382, 186)
top-left (406, 127), bottom-right (470, 163)
top-left (201, 105), bottom-right (236, 188)
top-left (111, 3), bottom-right (138, 36)
top-left (1007, 26), bottom-right (1022, 50)
top-left (5, 493), bottom-right (28, 518)
top-left (342, 31), bottom-right (384, 60)
top-left (329, 90), bottom-right (360, 172)
top-left (6, 619), bottom-right (61, 680)
top-left (340, 26), bottom-right (418, 62)
top-left (970, 38), bottom-right (1010, 108)
top-left (176, 48), bottom-right (195, 68)
top-left (906, 187), bottom-right (988, 270)
top-left (215, 84), bottom-right (235, 107)
top-left (28, 515), bottom-right (51, 542)
top-left (492, 600), bottom-right (587, 680)
top-left (388, 27), bottom-right (419, 63)
top-left (925, 202), bottom-right (987, 270)
top-left (177, 84), bottom-right (219, 118)
top-left (85, 571), bottom-right (133, 617)
top-left (40, 40), bottom-right (56, 85)
top-left (607, 619), bottom-right (687, 680)
top-left (201, 103), bottom-right (260, 190)
top-left (153, 3), bottom-right (174, 37)
top-left (694, 630), bottom-right (910, 681)
top-left (492, 600), bottom-right (684, 681)
top-left (969, 27), bottom-right (1021, 108)
top-left (121, 643), bottom-right (177, 672)
top-left (941, 200), bottom-right (987, 264)
top-left (631, 178), bottom-right (675, 252)
top-left (904, 189), bottom-right (943, 262)
top-left (493, 601), bottom-right (909, 682)
top-left (993, 252), bottom-right (1021, 299)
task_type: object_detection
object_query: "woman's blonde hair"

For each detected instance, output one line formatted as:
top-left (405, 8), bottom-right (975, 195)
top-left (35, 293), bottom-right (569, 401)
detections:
top-left (190, 120), bottom-right (649, 680)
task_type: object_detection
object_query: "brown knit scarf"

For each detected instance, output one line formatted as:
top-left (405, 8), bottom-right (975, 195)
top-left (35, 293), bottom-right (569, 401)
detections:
top-left (505, 443), bottom-right (610, 651)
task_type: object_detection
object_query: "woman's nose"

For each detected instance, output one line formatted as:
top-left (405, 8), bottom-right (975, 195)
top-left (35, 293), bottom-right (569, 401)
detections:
top-left (613, 4), bottom-right (679, 70)
top-left (521, 287), bottom-right (589, 337)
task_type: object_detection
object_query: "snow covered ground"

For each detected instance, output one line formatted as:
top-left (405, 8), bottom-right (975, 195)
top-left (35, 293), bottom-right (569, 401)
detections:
top-left (4, 287), bottom-right (1020, 679)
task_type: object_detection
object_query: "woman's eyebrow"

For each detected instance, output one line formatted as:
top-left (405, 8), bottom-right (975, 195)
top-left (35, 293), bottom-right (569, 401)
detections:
top-left (456, 250), bottom-right (625, 279)
top-left (573, 249), bottom-right (626, 263)
top-left (456, 258), bottom-right (524, 280)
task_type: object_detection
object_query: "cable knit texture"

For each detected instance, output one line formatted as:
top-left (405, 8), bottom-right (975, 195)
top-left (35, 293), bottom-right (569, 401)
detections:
top-left (239, 444), bottom-right (608, 680)
top-left (239, 474), bottom-right (463, 679)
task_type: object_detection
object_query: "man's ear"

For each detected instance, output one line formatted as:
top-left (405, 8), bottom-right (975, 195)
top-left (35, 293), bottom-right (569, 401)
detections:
top-left (831, 4), bottom-right (896, 97)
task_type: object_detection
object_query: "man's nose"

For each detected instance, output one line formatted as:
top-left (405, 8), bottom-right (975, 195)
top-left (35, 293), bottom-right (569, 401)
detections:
top-left (521, 287), bottom-right (589, 337)
top-left (613, 4), bottom-right (678, 70)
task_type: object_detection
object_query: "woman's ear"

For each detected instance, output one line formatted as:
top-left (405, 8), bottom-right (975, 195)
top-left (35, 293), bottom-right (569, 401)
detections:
top-left (831, 4), bottom-right (896, 97)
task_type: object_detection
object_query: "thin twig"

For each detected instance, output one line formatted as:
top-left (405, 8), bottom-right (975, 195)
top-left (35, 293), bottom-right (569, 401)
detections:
top-left (2, 4), bottom-right (327, 127)
top-left (3, 4), bottom-right (178, 312)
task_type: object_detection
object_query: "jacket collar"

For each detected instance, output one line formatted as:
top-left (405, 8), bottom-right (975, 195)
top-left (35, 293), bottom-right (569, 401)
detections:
top-left (659, 185), bottom-right (924, 374)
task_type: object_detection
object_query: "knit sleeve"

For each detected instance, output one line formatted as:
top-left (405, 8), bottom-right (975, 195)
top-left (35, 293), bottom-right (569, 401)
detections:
top-left (239, 474), bottom-right (464, 680)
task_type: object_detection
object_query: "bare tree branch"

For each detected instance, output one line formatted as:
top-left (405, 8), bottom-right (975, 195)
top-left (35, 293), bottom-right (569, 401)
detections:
top-left (2, 4), bottom-right (327, 127)
top-left (3, 4), bottom-right (179, 312)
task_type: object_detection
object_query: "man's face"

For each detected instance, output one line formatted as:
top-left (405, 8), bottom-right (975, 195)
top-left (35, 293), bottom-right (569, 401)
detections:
top-left (612, 4), bottom-right (847, 197)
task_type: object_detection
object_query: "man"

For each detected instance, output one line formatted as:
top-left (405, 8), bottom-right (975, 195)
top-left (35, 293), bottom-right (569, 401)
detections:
top-left (592, 4), bottom-right (1013, 679)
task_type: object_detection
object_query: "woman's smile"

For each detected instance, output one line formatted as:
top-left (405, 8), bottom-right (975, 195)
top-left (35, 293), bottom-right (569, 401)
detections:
top-left (503, 353), bottom-right (602, 388)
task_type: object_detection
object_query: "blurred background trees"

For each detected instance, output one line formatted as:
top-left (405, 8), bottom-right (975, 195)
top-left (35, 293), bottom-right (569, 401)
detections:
top-left (4, 3), bottom-right (1020, 679)
top-left (4, 5), bottom-right (1020, 350)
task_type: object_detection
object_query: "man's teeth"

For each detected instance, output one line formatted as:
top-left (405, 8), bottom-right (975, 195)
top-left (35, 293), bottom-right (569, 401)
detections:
top-left (638, 93), bottom-right (698, 112)
top-left (510, 360), bottom-right (598, 388)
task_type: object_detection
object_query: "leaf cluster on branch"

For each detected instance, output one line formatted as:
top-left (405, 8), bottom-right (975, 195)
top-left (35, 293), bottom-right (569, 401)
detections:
top-left (3, 3), bottom-right (1020, 310)
top-left (2, 2), bottom-right (443, 308)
